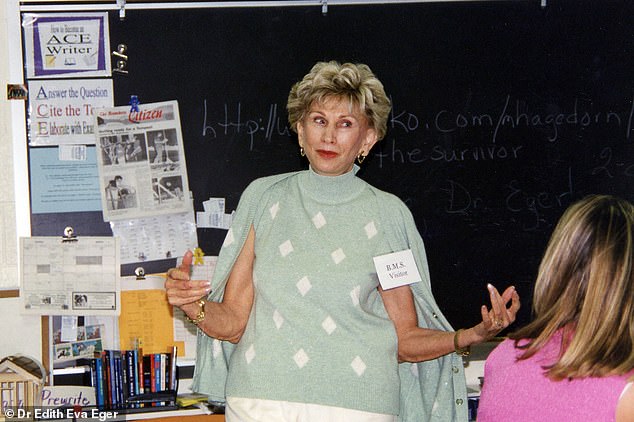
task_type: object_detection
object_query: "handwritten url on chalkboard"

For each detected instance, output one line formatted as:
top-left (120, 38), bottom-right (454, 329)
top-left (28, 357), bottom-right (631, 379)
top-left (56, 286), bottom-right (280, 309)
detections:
top-left (200, 94), bottom-right (634, 159)
top-left (197, 95), bottom-right (634, 234)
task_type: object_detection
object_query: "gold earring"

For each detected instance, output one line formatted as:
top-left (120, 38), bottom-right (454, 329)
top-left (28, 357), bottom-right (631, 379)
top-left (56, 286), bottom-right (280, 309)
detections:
top-left (357, 154), bottom-right (366, 164)
top-left (300, 147), bottom-right (305, 157)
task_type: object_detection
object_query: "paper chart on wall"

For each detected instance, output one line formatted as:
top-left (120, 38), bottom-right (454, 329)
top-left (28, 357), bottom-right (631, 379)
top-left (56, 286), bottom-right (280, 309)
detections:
top-left (20, 236), bottom-right (120, 316)
top-left (94, 100), bottom-right (192, 222)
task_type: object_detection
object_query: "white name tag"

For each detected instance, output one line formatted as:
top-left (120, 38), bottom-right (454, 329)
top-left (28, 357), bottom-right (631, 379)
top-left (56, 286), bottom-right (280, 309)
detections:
top-left (373, 249), bottom-right (422, 290)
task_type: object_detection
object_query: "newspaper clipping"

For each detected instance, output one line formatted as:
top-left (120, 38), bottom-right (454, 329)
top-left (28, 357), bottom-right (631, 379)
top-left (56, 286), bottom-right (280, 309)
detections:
top-left (94, 100), bottom-right (192, 221)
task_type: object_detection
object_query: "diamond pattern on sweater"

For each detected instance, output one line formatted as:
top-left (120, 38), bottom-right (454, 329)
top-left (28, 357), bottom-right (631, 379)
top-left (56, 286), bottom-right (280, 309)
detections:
top-left (212, 339), bottom-right (222, 358)
top-left (296, 276), bottom-right (312, 296)
top-left (409, 363), bottom-right (419, 378)
top-left (331, 248), bottom-right (346, 264)
top-left (273, 309), bottom-right (284, 329)
top-left (279, 239), bottom-right (294, 257)
top-left (351, 356), bottom-right (367, 376)
top-left (312, 212), bottom-right (326, 229)
top-left (294, 348), bottom-right (309, 368)
top-left (432, 400), bottom-right (440, 413)
top-left (245, 344), bottom-right (256, 364)
top-left (321, 316), bottom-right (337, 335)
top-left (365, 221), bottom-right (377, 239)
top-left (269, 201), bottom-right (280, 219)
top-left (350, 285), bottom-right (361, 306)
top-left (223, 227), bottom-right (235, 247)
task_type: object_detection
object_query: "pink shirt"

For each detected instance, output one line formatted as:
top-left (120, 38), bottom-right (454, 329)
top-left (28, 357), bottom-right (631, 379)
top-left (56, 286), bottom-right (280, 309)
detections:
top-left (477, 334), bottom-right (634, 422)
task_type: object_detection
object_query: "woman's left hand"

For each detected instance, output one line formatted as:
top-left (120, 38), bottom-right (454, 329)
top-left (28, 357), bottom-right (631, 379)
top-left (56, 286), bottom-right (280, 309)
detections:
top-left (473, 283), bottom-right (521, 341)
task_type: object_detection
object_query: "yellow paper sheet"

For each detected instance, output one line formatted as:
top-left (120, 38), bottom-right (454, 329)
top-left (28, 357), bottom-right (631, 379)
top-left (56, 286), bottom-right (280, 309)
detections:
top-left (118, 288), bottom-right (184, 355)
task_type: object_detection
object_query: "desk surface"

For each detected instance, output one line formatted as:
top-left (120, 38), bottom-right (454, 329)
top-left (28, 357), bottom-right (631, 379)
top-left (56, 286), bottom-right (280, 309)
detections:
top-left (150, 415), bottom-right (224, 422)
top-left (95, 407), bottom-right (225, 421)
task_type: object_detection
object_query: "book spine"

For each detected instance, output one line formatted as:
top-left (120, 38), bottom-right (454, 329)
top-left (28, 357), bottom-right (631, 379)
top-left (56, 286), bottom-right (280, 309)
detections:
top-left (113, 351), bottom-right (123, 409)
top-left (142, 355), bottom-right (151, 396)
top-left (169, 345), bottom-right (177, 392)
top-left (159, 353), bottom-right (166, 392)
top-left (156, 354), bottom-right (162, 405)
top-left (90, 358), bottom-right (98, 389)
top-left (104, 350), bottom-right (113, 410)
top-left (125, 350), bottom-right (135, 408)
top-left (137, 347), bottom-right (145, 395)
top-left (95, 356), bottom-right (105, 409)
top-left (132, 348), bottom-right (140, 397)
top-left (159, 353), bottom-right (166, 405)
top-left (149, 354), bottom-right (156, 393)
top-left (164, 353), bottom-right (170, 394)
top-left (88, 358), bottom-right (99, 405)
top-left (150, 354), bottom-right (157, 407)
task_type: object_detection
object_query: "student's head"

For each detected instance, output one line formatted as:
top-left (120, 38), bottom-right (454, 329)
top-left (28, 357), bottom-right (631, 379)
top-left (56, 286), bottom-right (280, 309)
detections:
top-left (514, 194), bottom-right (634, 379)
top-left (287, 61), bottom-right (391, 141)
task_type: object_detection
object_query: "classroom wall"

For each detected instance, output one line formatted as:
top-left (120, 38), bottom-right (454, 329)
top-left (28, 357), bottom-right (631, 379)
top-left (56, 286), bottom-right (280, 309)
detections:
top-left (0, 0), bottom-right (43, 363)
top-left (0, 0), bottom-right (17, 286)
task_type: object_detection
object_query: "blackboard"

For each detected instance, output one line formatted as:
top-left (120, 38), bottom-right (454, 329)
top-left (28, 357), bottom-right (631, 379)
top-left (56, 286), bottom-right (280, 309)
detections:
top-left (32, 0), bottom-right (634, 330)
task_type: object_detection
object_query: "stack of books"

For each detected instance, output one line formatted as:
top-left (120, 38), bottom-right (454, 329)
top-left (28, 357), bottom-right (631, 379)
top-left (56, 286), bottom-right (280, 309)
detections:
top-left (88, 345), bottom-right (178, 412)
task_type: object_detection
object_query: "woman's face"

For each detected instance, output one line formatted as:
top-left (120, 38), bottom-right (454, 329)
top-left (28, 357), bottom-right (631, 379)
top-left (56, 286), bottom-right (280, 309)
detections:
top-left (297, 96), bottom-right (377, 177)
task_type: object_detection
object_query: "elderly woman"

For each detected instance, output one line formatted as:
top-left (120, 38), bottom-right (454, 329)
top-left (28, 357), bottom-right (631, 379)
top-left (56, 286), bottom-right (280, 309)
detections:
top-left (165, 61), bottom-right (520, 422)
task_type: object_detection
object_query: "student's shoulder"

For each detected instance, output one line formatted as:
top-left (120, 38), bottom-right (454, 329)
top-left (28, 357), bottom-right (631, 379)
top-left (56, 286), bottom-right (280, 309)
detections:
top-left (486, 338), bottom-right (522, 366)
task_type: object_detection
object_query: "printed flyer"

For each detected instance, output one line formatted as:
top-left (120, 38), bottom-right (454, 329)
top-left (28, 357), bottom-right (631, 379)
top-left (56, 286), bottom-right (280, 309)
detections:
top-left (27, 79), bottom-right (114, 145)
top-left (22, 12), bottom-right (111, 78)
top-left (20, 236), bottom-right (120, 316)
top-left (29, 146), bottom-right (102, 214)
top-left (94, 100), bottom-right (192, 221)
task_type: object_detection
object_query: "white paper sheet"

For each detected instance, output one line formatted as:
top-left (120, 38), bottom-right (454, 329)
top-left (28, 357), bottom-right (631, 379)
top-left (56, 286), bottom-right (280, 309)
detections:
top-left (20, 236), bottom-right (120, 316)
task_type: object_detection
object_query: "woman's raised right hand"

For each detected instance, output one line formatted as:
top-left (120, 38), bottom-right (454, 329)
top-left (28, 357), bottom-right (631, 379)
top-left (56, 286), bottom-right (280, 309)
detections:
top-left (164, 250), bottom-right (211, 307)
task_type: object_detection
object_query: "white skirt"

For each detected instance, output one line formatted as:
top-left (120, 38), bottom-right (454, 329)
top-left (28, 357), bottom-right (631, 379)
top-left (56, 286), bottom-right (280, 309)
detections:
top-left (225, 397), bottom-right (398, 422)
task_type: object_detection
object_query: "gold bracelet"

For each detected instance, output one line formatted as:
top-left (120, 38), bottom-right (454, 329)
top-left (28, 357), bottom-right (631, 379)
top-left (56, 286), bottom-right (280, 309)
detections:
top-left (185, 298), bottom-right (206, 326)
top-left (453, 329), bottom-right (471, 357)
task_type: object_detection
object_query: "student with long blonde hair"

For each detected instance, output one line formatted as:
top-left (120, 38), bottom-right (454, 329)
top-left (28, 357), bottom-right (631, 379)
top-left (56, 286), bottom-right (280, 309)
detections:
top-left (477, 194), bottom-right (634, 422)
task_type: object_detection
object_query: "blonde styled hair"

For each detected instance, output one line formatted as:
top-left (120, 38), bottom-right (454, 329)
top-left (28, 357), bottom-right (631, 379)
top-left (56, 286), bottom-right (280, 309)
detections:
top-left (287, 61), bottom-right (392, 141)
top-left (510, 194), bottom-right (634, 380)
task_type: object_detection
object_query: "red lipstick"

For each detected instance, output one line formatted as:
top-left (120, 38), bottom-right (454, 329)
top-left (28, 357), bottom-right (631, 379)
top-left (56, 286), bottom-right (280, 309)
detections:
top-left (317, 150), bottom-right (338, 158)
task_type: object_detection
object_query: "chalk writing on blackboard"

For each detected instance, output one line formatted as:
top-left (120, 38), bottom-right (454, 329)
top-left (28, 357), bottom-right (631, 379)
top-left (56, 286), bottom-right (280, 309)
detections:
top-left (193, 93), bottom-right (634, 236)
top-left (591, 147), bottom-right (634, 178)
top-left (202, 100), bottom-right (290, 149)
top-left (200, 94), bottom-right (634, 148)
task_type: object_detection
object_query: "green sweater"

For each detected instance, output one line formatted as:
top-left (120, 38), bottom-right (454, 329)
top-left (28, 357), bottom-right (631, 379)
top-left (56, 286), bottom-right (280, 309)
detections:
top-left (192, 167), bottom-right (468, 422)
